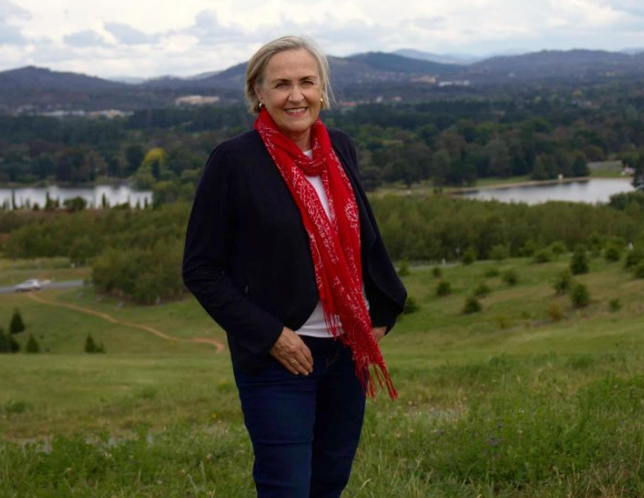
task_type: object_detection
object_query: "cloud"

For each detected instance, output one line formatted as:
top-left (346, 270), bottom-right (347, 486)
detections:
top-left (603, 0), bottom-right (644, 17)
top-left (0, 0), bottom-right (29, 19)
top-left (187, 9), bottom-right (248, 43)
top-left (104, 22), bottom-right (160, 45)
top-left (64, 30), bottom-right (110, 48)
top-left (0, 0), bottom-right (30, 45)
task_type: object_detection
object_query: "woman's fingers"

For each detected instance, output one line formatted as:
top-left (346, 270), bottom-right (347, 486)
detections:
top-left (270, 327), bottom-right (314, 375)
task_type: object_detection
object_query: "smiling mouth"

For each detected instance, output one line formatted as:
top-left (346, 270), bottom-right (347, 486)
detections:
top-left (285, 108), bottom-right (307, 115)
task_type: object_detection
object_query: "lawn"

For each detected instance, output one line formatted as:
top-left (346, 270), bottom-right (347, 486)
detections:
top-left (1, 254), bottom-right (644, 497)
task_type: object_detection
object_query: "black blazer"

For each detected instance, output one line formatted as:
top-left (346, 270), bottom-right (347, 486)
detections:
top-left (182, 128), bottom-right (407, 375)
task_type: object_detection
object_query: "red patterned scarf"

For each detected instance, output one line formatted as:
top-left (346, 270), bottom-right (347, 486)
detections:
top-left (254, 109), bottom-right (397, 399)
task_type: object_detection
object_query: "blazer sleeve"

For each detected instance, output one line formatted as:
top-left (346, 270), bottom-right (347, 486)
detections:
top-left (338, 133), bottom-right (407, 334)
top-left (182, 144), bottom-right (284, 357)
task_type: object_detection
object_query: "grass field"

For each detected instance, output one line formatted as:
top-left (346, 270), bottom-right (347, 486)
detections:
top-left (1, 254), bottom-right (644, 497)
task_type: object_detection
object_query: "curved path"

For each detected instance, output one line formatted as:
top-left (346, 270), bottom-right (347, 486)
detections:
top-left (26, 292), bottom-right (226, 353)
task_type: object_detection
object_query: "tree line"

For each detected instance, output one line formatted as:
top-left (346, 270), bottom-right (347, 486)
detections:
top-left (2, 82), bottom-right (644, 196)
top-left (2, 192), bottom-right (644, 304)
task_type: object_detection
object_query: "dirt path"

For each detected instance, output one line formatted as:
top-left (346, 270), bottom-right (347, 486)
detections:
top-left (26, 292), bottom-right (226, 353)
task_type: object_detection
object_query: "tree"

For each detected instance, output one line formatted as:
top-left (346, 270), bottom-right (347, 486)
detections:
top-left (25, 334), bottom-right (40, 353)
top-left (0, 327), bottom-right (9, 353)
top-left (572, 152), bottom-right (589, 177)
top-left (10, 309), bottom-right (25, 334)
top-left (125, 144), bottom-right (145, 175)
top-left (570, 245), bottom-right (589, 275)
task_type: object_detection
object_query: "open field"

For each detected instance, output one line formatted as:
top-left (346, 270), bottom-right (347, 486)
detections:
top-left (1, 255), bottom-right (644, 497)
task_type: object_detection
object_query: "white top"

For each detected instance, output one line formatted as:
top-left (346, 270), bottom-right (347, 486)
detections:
top-left (295, 150), bottom-right (369, 338)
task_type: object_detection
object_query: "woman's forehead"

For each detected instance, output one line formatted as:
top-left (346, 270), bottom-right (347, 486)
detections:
top-left (264, 49), bottom-right (319, 80)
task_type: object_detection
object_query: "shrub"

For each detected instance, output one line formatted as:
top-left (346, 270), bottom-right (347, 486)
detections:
top-left (609, 299), bottom-right (621, 312)
top-left (518, 240), bottom-right (537, 257)
top-left (0, 327), bottom-right (9, 353)
top-left (473, 282), bottom-right (491, 297)
top-left (502, 269), bottom-right (518, 286)
top-left (603, 244), bottom-right (621, 262)
top-left (570, 282), bottom-right (590, 308)
top-left (436, 280), bottom-right (452, 296)
top-left (403, 296), bottom-right (419, 314)
top-left (548, 302), bottom-right (565, 321)
top-left (553, 268), bottom-right (573, 295)
top-left (533, 249), bottom-right (553, 264)
top-left (397, 259), bottom-right (410, 277)
top-left (85, 334), bottom-right (105, 354)
top-left (489, 244), bottom-right (509, 261)
top-left (25, 334), bottom-right (40, 353)
top-left (484, 267), bottom-right (500, 278)
top-left (634, 262), bottom-right (644, 279)
top-left (462, 248), bottom-right (477, 265)
top-left (431, 266), bottom-right (442, 278)
top-left (570, 245), bottom-right (589, 275)
top-left (462, 296), bottom-right (482, 314)
top-left (9, 309), bottom-right (25, 334)
top-left (549, 241), bottom-right (567, 255)
top-left (624, 248), bottom-right (644, 269)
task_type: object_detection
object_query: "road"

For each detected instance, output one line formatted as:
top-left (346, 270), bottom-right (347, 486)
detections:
top-left (0, 279), bottom-right (84, 295)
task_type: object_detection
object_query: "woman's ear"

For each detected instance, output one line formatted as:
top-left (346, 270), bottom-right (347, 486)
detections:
top-left (254, 82), bottom-right (264, 105)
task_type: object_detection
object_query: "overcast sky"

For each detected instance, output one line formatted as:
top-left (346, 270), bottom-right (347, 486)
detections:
top-left (2, 0), bottom-right (644, 79)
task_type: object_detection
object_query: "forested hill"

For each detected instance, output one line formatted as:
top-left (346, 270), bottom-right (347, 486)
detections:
top-left (3, 49), bottom-right (644, 113)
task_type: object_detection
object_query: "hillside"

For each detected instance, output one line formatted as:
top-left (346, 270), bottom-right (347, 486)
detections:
top-left (1, 253), bottom-right (644, 495)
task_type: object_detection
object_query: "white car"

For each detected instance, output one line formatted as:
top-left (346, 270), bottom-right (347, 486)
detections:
top-left (14, 279), bottom-right (41, 292)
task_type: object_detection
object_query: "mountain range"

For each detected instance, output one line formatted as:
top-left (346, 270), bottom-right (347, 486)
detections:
top-left (2, 48), bottom-right (644, 113)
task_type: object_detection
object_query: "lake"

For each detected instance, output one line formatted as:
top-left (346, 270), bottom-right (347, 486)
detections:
top-left (457, 178), bottom-right (635, 205)
top-left (0, 185), bottom-right (153, 209)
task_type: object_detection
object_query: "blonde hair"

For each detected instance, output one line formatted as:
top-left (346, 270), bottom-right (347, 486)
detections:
top-left (245, 35), bottom-right (333, 114)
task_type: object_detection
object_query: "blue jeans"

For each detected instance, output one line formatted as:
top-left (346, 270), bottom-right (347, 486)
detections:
top-left (233, 336), bottom-right (367, 498)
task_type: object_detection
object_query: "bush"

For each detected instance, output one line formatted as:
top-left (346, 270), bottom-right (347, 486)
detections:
top-left (489, 244), bottom-right (509, 261)
top-left (403, 295), bottom-right (419, 314)
top-left (553, 268), bottom-right (573, 295)
top-left (9, 309), bottom-right (25, 334)
top-left (609, 299), bottom-right (621, 312)
top-left (473, 282), bottom-right (491, 297)
top-left (484, 267), bottom-right (500, 278)
top-left (85, 334), bottom-right (106, 354)
top-left (533, 249), bottom-right (553, 264)
top-left (436, 280), bottom-right (452, 296)
top-left (431, 266), bottom-right (442, 278)
top-left (570, 245), bottom-right (589, 275)
top-left (461, 248), bottom-right (477, 265)
top-left (624, 248), bottom-right (644, 269)
top-left (603, 244), bottom-right (622, 262)
top-left (397, 259), bottom-right (410, 277)
top-left (0, 327), bottom-right (9, 353)
top-left (518, 240), bottom-right (537, 257)
top-left (549, 241), bottom-right (567, 255)
top-left (25, 334), bottom-right (40, 353)
top-left (634, 262), bottom-right (644, 279)
top-left (548, 302), bottom-right (565, 321)
top-left (502, 269), bottom-right (519, 286)
top-left (570, 282), bottom-right (590, 308)
top-left (462, 296), bottom-right (482, 314)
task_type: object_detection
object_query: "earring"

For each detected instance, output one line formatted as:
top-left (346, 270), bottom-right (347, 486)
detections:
top-left (320, 97), bottom-right (325, 108)
top-left (258, 102), bottom-right (264, 109)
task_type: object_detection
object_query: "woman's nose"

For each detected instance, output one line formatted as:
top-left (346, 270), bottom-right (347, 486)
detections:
top-left (288, 85), bottom-right (304, 102)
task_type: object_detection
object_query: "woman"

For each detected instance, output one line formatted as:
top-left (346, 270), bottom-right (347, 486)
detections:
top-left (182, 35), bottom-right (407, 498)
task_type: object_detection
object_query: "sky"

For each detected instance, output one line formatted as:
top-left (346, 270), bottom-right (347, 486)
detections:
top-left (2, 0), bottom-right (644, 79)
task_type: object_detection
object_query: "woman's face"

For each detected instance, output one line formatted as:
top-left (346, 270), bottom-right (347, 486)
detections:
top-left (254, 49), bottom-right (323, 150)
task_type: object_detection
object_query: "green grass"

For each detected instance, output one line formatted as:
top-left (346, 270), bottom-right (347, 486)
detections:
top-left (2, 255), bottom-right (644, 496)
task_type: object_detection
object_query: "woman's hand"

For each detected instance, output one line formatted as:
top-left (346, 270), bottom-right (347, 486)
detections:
top-left (269, 327), bottom-right (314, 375)
top-left (372, 326), bottom-right (387, 342)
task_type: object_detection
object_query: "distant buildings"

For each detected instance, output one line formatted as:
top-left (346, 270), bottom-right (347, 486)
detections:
top-left (174, 95), bottom-right (221, 106)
